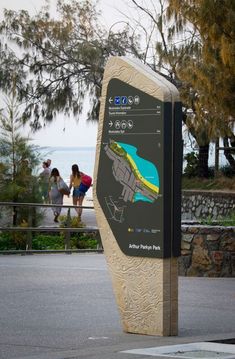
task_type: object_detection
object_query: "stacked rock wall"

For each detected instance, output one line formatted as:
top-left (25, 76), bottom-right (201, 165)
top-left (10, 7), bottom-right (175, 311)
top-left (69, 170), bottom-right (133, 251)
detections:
top-left (179, 225), bottom-right (235, 277)
top-left (182, 190), bottom-right (235, 220)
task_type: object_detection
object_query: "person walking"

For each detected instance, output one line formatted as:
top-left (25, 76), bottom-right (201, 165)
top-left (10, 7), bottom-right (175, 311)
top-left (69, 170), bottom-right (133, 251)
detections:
top-left (69, 164), bottom-right (88, 219)
top-left (49, 168), bottom-right (64, 222)
top-left (39, 161), bottom-right (50, 203)
top-left (46, 158), bottom-right (52, 174)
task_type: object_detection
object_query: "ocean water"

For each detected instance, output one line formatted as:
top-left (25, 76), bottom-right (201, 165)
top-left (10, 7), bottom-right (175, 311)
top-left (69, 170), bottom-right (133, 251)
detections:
top-left (39, 147), bottom-right (96, 196)
top-left (38, 144), bottom-right (229, 190)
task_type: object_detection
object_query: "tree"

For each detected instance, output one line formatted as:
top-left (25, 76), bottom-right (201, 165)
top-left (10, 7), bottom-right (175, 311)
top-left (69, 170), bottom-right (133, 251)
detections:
top-left (128, 0), bottom-right (235, 176)
top-left (128, 0), bottom-right (213, 176)
top-left (0, 0), bottom-right (140, 130)
top-left (0, 94), bottom-right (42, 225)
top-left (167, 0), bottom-right (235, 172)
top-left (167, 0), bottom-right (235, 116)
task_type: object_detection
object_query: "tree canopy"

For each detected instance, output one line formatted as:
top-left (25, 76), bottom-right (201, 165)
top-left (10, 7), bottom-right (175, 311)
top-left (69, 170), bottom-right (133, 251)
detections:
top-left (128, 0), bottom-right (234, 175)
top-left (0, 0), bottom-right (234, 176)
top-left (167, 0), bottom-right (235, 127)
top-left (0, 0), bottom-right (141, 130)
top-left (167, 0), bottom-right (235, 172)
top-left (0, 94), bottom-right (42, 223)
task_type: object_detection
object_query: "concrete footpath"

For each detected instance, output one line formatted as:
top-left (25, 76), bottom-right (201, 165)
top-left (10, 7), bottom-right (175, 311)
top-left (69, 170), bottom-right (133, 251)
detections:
top-left (0, 253), bottom-right (234, 359)
top-left (39, 196), bottom-right (97, 228)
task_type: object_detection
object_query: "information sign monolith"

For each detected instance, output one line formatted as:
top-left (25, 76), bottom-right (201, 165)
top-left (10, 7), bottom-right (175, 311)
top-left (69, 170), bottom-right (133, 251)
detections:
top-left (93, 56), bottom-right (182, 336)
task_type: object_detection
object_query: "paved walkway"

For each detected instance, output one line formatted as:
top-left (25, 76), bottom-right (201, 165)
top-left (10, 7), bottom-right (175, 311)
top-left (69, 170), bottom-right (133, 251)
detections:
top-left (0, 254), bottom-right (234, 359)
top-left (39, 196), bottom-right (97, 228)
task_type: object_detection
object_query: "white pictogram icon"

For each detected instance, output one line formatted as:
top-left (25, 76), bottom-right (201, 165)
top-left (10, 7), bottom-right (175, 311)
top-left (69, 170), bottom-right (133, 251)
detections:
top-left (134, 95), bottom-right (140, 105)
top-left (115, 120), bottom-right (121, 129)
top-left (127, 120), bottom-right (133, 129)
top-left (128, 96), bottom-right (134, 105)
top-left (121, 120), bottom-right (127, 129)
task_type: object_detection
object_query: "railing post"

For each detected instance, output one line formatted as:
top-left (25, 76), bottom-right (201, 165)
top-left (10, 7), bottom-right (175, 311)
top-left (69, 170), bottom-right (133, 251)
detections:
top-left (95, 231), bottom-right (103, 250)
top-left (26, 209), bottom-right (33, 251)
top-left (0, 202), bottom-right (98, 254)
top-left (64, 208), bottom-right (71, 253)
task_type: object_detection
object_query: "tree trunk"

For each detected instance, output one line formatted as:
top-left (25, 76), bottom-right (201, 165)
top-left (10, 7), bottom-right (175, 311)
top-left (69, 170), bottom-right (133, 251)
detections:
top-left (214, 138), bottom-right (219, 176)
top-left (223, 137), bottom-right (235, 172)
top-left (198, 144), bottom-right (209, 177)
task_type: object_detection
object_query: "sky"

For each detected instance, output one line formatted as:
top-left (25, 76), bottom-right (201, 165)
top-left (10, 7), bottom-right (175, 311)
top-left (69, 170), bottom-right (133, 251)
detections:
top-left (0, 0), bottom-right (139, 148)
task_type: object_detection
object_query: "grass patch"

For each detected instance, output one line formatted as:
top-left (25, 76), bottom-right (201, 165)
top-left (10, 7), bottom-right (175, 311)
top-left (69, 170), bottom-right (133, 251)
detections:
top-left (182, 175), bottom-right (235, 191)
top-left (200, 213), bottom-right (235, 226)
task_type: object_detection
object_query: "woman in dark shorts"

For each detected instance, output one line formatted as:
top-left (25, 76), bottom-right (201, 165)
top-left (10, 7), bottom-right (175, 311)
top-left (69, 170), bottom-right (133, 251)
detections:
top-left (69, 164), bottom-right (88, 218)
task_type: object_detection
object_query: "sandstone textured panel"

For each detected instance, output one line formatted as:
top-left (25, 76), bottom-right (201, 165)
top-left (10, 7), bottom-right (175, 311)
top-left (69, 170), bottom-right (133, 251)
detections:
top-left (93, 57), bottom-right (179, 336)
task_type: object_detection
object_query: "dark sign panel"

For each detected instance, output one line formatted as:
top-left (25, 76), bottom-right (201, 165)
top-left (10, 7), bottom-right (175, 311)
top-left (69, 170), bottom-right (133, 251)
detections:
top-left (97, 78), bottom-right (174, 258)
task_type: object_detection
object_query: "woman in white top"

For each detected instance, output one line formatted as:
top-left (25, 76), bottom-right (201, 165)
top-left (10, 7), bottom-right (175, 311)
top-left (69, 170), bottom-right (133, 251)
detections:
top-left (49, 168), bottom-right (64, 222)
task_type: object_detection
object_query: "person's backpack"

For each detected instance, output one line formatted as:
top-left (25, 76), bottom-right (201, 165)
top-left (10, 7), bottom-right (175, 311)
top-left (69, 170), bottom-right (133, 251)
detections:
top-left (81, 173), bottom-right (92, 188)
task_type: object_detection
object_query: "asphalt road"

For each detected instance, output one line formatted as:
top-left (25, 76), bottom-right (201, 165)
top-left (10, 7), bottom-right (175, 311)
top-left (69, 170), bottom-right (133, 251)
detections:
top-left (0, 254), bottom-right (234, 359)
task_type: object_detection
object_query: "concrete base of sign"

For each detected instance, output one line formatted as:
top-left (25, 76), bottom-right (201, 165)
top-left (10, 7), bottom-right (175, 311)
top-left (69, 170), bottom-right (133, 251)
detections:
top-left (93, 56), bottom-right (179, 336)
top-left (96, 211), bottom-right (178, 336)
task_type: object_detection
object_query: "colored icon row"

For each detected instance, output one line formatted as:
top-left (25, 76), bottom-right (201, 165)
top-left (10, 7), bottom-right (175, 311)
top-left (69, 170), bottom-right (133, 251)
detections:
top-left (108, 119), bottom-right (133, 129)
top-left (109, 96), bottom-right (140, 105)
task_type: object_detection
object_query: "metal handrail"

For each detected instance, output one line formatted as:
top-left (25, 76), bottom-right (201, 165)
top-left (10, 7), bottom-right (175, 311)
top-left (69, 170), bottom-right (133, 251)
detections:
top-left (0, 201), bottom-right (94, 209)
top-left (0, 227), bottom-right (98, 232)
top-left (0, 201), bottom-right (101, 253)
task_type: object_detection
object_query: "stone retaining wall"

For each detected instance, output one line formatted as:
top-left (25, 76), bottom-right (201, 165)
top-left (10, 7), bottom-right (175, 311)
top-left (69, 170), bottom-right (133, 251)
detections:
top-left (182, 190), bottom-right (235, 220)
top-left (179, 225), bottom-right (235, 277)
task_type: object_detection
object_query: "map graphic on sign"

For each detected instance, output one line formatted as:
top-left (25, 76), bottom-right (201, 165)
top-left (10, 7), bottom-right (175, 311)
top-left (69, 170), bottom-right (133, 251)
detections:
top-left (105, 140), bottom-right (160, 204)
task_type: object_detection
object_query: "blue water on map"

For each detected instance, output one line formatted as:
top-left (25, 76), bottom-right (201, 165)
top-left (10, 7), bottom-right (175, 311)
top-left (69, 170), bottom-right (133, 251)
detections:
top-left (134, 192), bottom-right (153, 203)
top-left (116, 142), bottom-right (159, 188)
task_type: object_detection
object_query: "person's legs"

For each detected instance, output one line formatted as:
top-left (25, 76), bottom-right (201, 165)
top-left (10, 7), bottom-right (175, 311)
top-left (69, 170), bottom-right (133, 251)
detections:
top-left (78, 195), bottom-right (85, 217)
top-left (53, 193), bottom-right (63, 222)
top-left (50, 190), bottom-right (58, 222)
top-left (73, 195), bottom-right (79, 215)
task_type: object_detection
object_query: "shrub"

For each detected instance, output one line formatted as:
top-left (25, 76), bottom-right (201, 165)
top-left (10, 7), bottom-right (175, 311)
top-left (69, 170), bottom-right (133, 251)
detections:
top-left (220, 165), bottom-right (235, 178)
top-left (71, 233), bottom-right (98, 249)
top-left (0, 233), bottom-right (15, 250)
top-left (32, 234), bottom-right (64, 250)
top-left (183, 152), bottom-right (199, 177)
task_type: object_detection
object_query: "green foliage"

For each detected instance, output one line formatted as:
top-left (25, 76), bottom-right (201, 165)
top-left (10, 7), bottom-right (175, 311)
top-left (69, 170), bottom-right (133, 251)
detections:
top-left (219, 213), bottom-right (235, 227)
top-left (0, 232), bottom-right (98, 250)
top-left (0, 0), bottom-right (140, 128)
top-left (200, 213), bottom-right (235, 227)
top-left (132, 0), bottom-right (235, 176)
top-left (0, 95), bottom-right (43, 225)
top-left (32, 235), bottom-right (64, 250)
top-left (59, 212), bottom-right (98, 248)
top-left (0, 227), bottom-right (28, 250)
top-left (59, 213), bottom-right (85, 229)
top-left (182, 175), bottom-right (235, 191)
top-left (71, 234), bottom-right (98, 249)
top-left (183, 152), bottom-right (199, 177)
top-left (0, 233), bottom-right (16, 250)
top-left (167, 0), bottom-right (235, 122)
